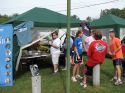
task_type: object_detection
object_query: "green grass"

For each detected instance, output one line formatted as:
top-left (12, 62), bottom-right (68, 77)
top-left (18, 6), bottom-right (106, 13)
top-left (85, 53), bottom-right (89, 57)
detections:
top-left (0, 56), bottom-right (125, 93)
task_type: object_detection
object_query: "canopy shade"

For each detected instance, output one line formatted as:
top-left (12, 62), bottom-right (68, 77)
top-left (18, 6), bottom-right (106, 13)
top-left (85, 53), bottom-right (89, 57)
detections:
top-left (5, 7), bottom-right (81, 28)
top-left (90, 14), bottom-right (125, 29)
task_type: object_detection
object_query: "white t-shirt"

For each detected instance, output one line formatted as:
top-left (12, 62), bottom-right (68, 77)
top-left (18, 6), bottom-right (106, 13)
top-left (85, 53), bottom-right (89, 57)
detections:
top-left (50, 38), bottom-right (61, 54)
top-left (85, 36), bottom-right (95, 46)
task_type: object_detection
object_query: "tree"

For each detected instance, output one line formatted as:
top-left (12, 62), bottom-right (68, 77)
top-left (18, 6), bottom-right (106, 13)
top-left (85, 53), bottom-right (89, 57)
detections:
top-left (0, 13), bottom-right (19, 23)
top-left (72, 15), bottom-right (80, 20)
top-left (10, 13), bottom-right (19, 19)
top-left (100, 8), bottom-right (125, 19)
top-left (86, 16), bottom-right (92, 22)
top-left (0, 14), bottom-right (9, 23)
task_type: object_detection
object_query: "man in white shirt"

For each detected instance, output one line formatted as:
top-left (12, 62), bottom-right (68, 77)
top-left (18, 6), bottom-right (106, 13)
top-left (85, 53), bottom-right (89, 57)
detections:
top-left (49, 31), bottom-right (61, 74)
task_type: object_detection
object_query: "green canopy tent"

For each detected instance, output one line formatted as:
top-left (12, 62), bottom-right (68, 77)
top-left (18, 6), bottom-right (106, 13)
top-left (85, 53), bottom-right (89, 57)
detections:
top-left (5, 7), bottom-right (81, 28)
top-left (5, 7), bottom-right (82, 72)
top-left (90, 14), bottom-right (125, 37)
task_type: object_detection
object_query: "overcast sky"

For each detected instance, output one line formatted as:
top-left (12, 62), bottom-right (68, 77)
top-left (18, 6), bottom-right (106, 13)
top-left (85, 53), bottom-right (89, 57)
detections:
top-left (0, 0), bottom-right (125, 20)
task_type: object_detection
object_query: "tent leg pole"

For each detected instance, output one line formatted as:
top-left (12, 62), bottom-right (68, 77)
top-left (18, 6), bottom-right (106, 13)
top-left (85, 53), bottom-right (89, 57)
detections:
top-left (66, 0), bottom-right (71, 93)
top-left (15, 48), bottom-right (22, 71)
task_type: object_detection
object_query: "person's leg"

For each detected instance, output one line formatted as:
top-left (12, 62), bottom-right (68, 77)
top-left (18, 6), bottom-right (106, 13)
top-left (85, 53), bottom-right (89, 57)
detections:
top-left (81, 75), bottom-right (87, 88)
top-left (114, 59), bottom-right (123, 85)
top-left (62, 57), bottom-right (67, 70)
top-left (62, 56), bottom-right (72, 70)
top-left (53, 64), bottom-right (58, 73)
top-left (62, 49), bottom-right (67, 70)
top-left (73, 64), bottom-right (78, 77)
top-left (72, 53), bottom-right (79, 82)
top-left (114, 67), bottom-right (118, 79)
top-left (112, 60), bottom-right (117, 81)
top-left (76, 64), bottom-right (80, 76)
top-left (122, 58), bottom-right (125, 77)
top-left (81, 65), bottom-right (92, 88)
top-left (76, 64), bottom-right (82, 79)
top-left (72, 64), bottom-right (78, 82)
top-left (52, 53), bottom-right (60, 73)
top-left (116, 65), bottom-right (121, 81)
top-left (76, 54), bottom-right (83, 78)
top-left (83, 75), bottom-right (87, 84)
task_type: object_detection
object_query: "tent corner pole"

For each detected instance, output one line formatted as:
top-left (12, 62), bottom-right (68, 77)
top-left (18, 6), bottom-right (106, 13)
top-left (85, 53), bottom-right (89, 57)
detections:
top-left (66, 0), bottom-right (71, 93)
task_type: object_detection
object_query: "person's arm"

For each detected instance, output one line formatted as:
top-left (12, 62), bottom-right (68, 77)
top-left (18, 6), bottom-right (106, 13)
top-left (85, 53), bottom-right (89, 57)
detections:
top-left (74, 46), bottom-right (80, 59)
top-left (74, 39), bottom-right (80, 59)
top-left (49, 39), bottom-right (60, 49)
top-left (51, 44), bottom-right (59, 49)
top-left (109, 39), bottom-right (121, 56)
top-left (87, 42), bottom-right (92, 57)
top-left (106, 44), bottom-right (108, 54)
top-left (108, 42), bottom-right (114, 56)
top-left (114, 39), bottom-right (121, 54)
top-left (83, 41), bottom-right (88, 52)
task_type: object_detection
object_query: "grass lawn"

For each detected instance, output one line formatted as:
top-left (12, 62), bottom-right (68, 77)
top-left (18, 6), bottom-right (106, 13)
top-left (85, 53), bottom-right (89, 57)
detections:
top-left (0, 56), bottom-right (125, 93)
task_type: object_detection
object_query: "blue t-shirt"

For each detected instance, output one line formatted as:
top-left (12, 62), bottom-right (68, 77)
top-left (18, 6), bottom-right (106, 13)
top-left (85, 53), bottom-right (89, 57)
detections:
top-left (73, 37), bottom-right (83, 55)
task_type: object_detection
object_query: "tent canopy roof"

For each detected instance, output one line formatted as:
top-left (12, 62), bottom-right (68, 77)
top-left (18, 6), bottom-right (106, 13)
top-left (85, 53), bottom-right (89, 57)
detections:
top-left (90, 14), bottom-right (125, 28)
top-left (6, 7), bottom-right (81, 28)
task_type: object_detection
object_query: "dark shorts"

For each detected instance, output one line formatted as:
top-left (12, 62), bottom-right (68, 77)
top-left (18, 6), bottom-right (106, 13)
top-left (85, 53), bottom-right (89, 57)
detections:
top-left (64, 48), bottom-right (73, 57)
top-left (122, 58), bottom-right (125, 68)
top-left (113, 59), bottom-right (123, 66)
top-left (74, 53), bottom-right (83, 64)
top-left (122, 58), bottom-right (125, 62)
top-left (83, 65), bottom-right (93, 76)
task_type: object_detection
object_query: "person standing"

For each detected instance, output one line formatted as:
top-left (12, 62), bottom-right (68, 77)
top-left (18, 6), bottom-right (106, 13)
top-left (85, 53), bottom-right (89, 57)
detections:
top-left (62, 35), bottom-right (73, 70)
top-left (81, 31), bottom-right (108, 88)
top-left (72, 30), bottom-right (83, 82)
top-left (49, 31), bottom-right (61, 74)
top-left (109, 30), bottom-right (123, 85)
top-left (121, 39), bottom-right (125, 77)
top-left (83, 30), bottom-right (96, 52)
top-left (71, 31), bottom-right (76, 41)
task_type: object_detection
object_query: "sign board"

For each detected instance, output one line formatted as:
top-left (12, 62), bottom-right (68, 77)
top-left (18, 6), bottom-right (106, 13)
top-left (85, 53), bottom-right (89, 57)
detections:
top-left (0, 24), bottom-right (13, 86)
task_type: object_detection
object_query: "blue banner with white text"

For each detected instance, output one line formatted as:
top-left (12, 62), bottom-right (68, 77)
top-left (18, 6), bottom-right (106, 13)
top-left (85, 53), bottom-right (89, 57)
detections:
top-left (0, 24), bottom-right (13, 86)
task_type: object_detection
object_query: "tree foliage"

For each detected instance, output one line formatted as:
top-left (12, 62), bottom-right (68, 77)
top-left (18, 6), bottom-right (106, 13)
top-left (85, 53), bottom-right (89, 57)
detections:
top-left (0, 13), bottom-right (19, 23)
top-left (100, 8), bottom-right (125, 19)
top-left (0, 14), bottom-right (9, 23)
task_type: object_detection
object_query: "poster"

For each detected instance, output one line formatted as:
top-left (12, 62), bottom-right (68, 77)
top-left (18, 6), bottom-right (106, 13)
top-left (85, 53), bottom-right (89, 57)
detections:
top-left (0, 24), bottom-right (13, 86)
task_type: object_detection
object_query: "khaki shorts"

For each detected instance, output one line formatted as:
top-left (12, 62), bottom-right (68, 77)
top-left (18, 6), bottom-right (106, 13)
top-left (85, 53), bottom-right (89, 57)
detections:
top-left (52, 53), bottom-right (60, 64)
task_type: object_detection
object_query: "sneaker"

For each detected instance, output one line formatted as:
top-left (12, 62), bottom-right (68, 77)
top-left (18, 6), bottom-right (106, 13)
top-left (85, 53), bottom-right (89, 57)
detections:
top-left (52, 72), bottom-right (59, 75)
top-left (110, 78), bottom-right (117, 82)
top-left (72, 77), bottom-right (77, 82)
top-left (61, 68), bottom-right (67, 71)
top-left (76, 75), bottom-right (83, 79)
top-left (80, 82), bottom-right (87, 88)
top-left (80, 82), bottom-right (84, 86)
top-left (114, 80), bottom-right (123, 85)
